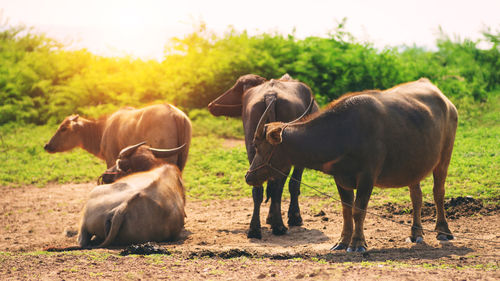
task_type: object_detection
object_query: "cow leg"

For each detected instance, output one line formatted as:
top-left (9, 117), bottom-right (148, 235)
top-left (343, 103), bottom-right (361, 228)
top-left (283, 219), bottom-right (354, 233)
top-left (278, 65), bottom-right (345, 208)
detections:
top-left (288, 167), bottom-right (303, 226)
top-left (409, 183), bottom-right (424, 243)
top-left (433, 162), bottom-right (453, 241)
top-left (267, 178), bottom-right (288, 235)
top-left (248, 185), bottom-right (264, 239)
top-left (331, 181), bottom-right (354, 251)
top-left (348, 175), bottom-right (374, 252)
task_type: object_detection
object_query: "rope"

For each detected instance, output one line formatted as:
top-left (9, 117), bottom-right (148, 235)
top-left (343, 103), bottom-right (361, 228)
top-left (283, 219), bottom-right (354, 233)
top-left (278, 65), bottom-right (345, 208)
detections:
top-left (267, 165), bottom-right (500, 246)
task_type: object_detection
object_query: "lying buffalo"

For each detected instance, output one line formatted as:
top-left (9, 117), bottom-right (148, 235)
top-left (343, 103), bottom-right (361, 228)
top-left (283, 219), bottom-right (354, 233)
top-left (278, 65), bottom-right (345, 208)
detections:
top-left (208, 74), bottom-right (319, 238)
top-left (78, 142), bottom-right (186, 247)
top-left (44, 103), bottom-right (191, 170)
top-left (245, 78), bottom-right (458, 251)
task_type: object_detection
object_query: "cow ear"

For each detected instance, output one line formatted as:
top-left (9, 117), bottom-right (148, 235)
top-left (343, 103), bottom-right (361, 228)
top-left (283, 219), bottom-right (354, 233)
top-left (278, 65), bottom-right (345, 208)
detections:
top-left (266, 125), bottom-right (283, 145)
top-left (69, 115), bottom-right (79, 122)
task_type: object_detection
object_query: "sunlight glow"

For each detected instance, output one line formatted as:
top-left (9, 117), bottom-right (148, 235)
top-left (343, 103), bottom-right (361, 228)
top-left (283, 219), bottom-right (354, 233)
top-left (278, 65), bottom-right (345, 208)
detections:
top-left (1, 0), bottom-right (499, 60)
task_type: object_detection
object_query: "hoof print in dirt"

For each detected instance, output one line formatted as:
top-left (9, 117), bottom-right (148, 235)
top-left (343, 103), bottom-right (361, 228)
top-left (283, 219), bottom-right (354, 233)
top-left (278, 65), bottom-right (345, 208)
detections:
top-left (120, 242), bottom-right (171, 256)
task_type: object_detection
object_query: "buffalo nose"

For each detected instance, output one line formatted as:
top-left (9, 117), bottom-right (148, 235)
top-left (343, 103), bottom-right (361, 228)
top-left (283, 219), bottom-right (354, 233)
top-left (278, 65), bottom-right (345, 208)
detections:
top-left (43, 144), bottom-right (50, 151)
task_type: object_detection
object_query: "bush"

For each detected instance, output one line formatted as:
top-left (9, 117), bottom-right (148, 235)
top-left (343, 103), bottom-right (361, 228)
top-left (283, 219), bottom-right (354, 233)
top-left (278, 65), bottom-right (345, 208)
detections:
top-left (1, 21), bottom-right (499, 125)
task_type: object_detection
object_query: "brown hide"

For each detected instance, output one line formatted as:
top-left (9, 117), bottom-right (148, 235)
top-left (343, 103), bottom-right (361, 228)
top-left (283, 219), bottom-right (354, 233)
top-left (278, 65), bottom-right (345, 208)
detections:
top-left (246, 78), bottom-right (458, 251)
top-left (44, 103), bottom-right (191, 170)
top-left (78, 165), bottom-right (186, 247)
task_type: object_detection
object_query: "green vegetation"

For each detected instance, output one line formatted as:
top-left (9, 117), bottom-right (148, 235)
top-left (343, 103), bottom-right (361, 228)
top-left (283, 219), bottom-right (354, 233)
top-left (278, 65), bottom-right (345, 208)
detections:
top-left (1, 21), bottom-right (499, 124)
top-left (0, 20), bottom-right (498, 204)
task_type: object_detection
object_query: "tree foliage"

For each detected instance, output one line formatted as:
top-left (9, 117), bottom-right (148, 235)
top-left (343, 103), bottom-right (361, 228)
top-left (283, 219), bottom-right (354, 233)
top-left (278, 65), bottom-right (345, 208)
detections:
top-left (1, 21), bottom-right (499, 124)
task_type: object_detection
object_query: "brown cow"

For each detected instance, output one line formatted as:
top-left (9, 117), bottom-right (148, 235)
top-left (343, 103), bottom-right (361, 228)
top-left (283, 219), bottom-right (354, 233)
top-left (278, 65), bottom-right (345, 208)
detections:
top-left (44, 103), bottom-right (191, 170)
top-left (78, 142), bottom-right (186, 247)
top-left (245, 78), bottom-right (458, 252)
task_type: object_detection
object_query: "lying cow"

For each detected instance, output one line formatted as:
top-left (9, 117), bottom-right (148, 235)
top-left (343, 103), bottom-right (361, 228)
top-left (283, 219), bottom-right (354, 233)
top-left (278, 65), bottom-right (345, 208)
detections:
top-left (208, 74), bottom-right (319, 239)
top-left (44, 103), bottom-right (191, 170)
top-left (246, 78), bottom-right (458, 252)
top-left (78, 142), bottom-right (186, 247)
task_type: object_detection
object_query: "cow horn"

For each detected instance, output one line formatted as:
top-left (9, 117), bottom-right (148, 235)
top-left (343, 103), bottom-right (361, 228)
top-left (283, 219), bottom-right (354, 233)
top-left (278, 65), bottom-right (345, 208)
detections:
top-left (254, 97), bottom-right (277, 141)
top-left (119, 141), bottom-right (147, 158)
top-left (289, 96), bottom-right (314, 124)
top-left (148, 143), bottom-right (186, 159)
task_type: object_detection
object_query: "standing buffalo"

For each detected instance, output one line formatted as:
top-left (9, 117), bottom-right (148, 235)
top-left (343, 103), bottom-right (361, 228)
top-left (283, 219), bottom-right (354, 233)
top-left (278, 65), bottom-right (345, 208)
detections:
top-left (245, 78), bottom-right (458, 251)
top-left (44, 103), bottom-right (191, 170)
top-left (208, 74), bottom-right (319, 238)
top-left (78, 142), bottom-right (187, 247)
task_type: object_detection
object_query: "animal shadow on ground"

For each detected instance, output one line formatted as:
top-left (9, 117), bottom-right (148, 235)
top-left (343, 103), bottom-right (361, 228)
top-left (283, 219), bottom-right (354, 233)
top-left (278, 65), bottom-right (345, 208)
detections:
top-left (320, 243), bottom-right (474, 263)
top-left (249, 226), bottom-right (330, 246)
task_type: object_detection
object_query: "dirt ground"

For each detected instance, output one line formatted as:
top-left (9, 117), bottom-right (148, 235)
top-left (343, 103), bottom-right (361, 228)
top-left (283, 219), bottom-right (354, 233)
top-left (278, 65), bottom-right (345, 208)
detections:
top-left (0, 183), bottom-right (499, 280)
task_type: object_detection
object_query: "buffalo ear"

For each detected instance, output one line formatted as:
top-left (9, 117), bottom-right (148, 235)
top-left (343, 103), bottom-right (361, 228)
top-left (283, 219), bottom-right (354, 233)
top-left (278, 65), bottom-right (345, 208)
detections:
top-left (69, 114), bottom-right (79, 122)
top-left (266, 125), bottom-right (283, 145)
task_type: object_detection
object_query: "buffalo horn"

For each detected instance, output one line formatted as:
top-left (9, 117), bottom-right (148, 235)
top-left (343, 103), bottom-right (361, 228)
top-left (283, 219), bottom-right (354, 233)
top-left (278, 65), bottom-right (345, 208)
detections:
top-left (289, 96), bottom-right (314, 124)
top-left (254, 97), bottom-right (277, 141)
top-left (119, 141), bottom-right (147, 158)
top-left (149, 143), bottom-right (186, 158)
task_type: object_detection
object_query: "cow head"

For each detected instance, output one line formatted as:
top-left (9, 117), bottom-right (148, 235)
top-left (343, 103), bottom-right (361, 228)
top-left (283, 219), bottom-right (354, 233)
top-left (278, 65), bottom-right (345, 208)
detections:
top-left (208, 74), bottom-right (266, 117)
top-left (100, 142), bottom-right (186, 184)
top-left (245, 98), bottom-right (290, 186)
top-left (44, 115), bottom-right (82, 153)
top-left (245, 97), bottom-right (314, 186)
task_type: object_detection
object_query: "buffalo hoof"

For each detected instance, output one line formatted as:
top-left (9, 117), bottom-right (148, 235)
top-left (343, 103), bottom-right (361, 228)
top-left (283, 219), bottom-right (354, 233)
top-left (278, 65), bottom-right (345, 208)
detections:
top-left (408, 236), bottom-right (424, 243)
top-left (347, 246), bottom-right (366, 253)
top-left (272, 225), bottom-right (288, 236)
top-left (288, 213), bottom-right (303, 227)
top-left (247, 229), bottom-right (262, 239)
top-left (330, 243), bottom-right (348, 251)
top-left (437, 233), bottom-right (454, 241)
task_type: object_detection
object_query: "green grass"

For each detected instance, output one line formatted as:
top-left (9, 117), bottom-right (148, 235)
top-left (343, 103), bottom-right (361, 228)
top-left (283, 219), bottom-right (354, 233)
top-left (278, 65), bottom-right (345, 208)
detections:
top-left (0, 100), bottom-right (498, 205)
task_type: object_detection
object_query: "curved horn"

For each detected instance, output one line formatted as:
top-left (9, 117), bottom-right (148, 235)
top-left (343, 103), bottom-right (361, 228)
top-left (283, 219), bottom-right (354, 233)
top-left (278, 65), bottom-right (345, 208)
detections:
top-left (289, 95), bottom-right (315, 124)
top-left (118, 141), bottom-right (147, 158)
top-left (253, 97), bottom-right (277, 141)
top-left (148, 143), bottom-right (186, 159)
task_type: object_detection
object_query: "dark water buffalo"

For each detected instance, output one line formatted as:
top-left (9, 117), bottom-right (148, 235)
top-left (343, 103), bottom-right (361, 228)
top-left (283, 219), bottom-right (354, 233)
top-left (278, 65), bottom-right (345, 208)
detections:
top-left (44, 103), bottom-right (191, 170)
top-left (79, 142), bottom-right (186, 247)
top-left (246, 78), bottom-right (458, 251)
top-left (208, 74), bottom-right (319, 238)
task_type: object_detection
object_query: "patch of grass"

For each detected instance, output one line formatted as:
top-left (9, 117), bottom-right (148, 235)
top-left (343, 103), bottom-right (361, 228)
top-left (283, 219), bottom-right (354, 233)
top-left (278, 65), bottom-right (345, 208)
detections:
top-left (0, 124), bottom-right (105, 187)
top-left (183, 136), bottom-right (250, 200)
top-left (189, 109), bottom-right (243, 139)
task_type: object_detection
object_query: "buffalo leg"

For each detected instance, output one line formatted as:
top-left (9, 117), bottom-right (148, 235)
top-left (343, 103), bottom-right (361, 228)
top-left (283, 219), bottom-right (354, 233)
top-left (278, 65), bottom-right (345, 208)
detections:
top-left (331, 181), bottom-right (354, 251)
top-left (349, 175), bottom-right (374, 252)
top-left (433, 162), bottom-right (453, 241)
top-left (267, 178), bottom-right (288, 235)
top-left (409, 183), bottom-right (424, 243)
top-left (248, 185), bottom-right (264, 239)
top-left (288, 167), bottom-right (303, 226)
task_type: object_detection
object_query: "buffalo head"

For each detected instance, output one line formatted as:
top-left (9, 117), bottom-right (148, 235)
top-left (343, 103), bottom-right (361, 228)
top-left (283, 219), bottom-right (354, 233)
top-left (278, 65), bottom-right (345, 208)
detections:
top-left (208, 74), bottom-right (266, 117)
top-left (244, 97), bottom-right (289, 186)
top-left (44, 115), bottom-right (82, 153)
top-left (100, 142), bottom-right (186, 184)
top-left (245, 96), bottom-right (314, 186)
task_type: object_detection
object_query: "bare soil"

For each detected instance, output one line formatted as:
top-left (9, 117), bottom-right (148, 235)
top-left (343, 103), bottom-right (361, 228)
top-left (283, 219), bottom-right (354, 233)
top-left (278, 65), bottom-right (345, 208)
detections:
top-left (0, 183), bottom-right (499, 280)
